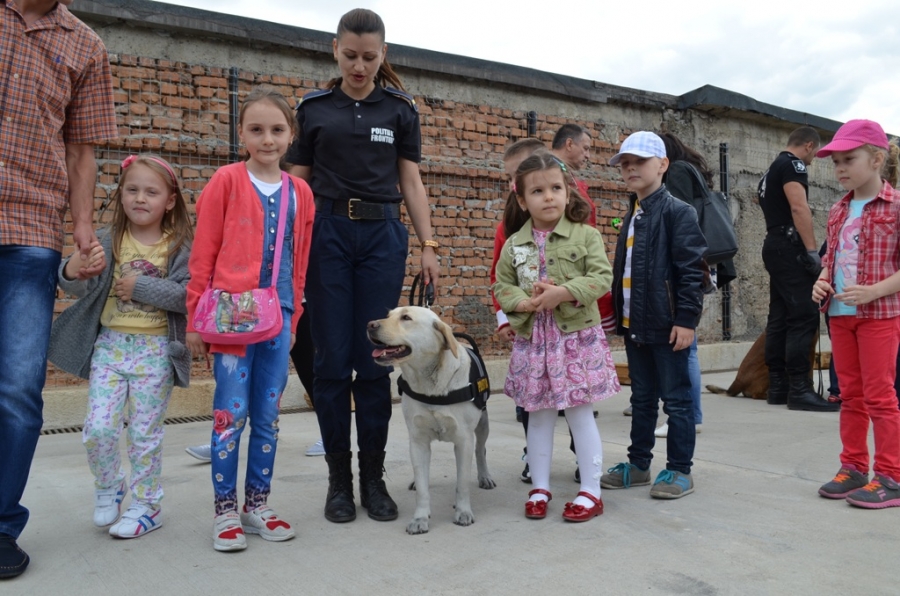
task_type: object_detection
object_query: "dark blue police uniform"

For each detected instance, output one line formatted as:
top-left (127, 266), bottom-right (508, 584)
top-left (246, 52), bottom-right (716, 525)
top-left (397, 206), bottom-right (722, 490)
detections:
top-left (286, 85), bottom-right (420, 456)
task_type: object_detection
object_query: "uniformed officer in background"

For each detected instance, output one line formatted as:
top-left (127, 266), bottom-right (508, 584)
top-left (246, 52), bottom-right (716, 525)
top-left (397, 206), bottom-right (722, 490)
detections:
top-left (758, 126), bottom-right (839, 412)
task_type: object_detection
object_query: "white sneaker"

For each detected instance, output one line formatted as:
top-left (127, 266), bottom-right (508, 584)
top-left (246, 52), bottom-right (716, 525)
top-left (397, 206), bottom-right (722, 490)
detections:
top-left (185, 443), bottom-right (212, 462)
top-left (696, 424), bottom-right (702, 434)
top-left (654, 423), bottom-right (668, 438)
top-left (240, 505), bottom-right (295, 542)
top-left (623, 405), bottom-right (633, 416)
top-left (305, 438), bottom-right (325, 457)
top-left (214, 511), bottom-right (247, 552)
top-left (109, 503), bottom-right (162, 538)
top-left (93, 480), bottom-right (126, 527)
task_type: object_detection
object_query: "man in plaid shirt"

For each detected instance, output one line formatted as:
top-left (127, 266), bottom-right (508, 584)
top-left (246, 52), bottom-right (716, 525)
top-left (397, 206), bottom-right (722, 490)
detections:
top-left (0, 0), bottom-right (116, 579)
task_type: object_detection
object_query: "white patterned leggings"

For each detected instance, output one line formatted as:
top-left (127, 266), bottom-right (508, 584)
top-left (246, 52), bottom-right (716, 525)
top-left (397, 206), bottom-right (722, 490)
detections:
top-left (526, 403), bottom-right (603, 498)
top-left (83, 328), bottom-right (174, 506)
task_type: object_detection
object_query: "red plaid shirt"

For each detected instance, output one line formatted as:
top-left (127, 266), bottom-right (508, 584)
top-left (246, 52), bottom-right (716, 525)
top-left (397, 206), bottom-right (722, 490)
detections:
top-left (821, 180), bottom-right (900, 319)
top-left (0, 2), bottom-right (117, 251)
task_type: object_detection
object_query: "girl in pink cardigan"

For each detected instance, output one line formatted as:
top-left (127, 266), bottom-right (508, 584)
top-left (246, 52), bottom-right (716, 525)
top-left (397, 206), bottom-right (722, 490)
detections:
top-left (186, 87), bottom-right (315, 552)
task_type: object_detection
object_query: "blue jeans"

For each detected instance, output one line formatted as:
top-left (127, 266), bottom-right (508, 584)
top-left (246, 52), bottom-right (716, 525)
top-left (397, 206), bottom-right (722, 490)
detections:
top-left (306, 213), bottom-right (408, 454)
top-left (688, 338), bottom-right (702, 424)
top-left (625, 336), bottom-right (695, 475)
top-left (0, 246), bottom-right (61, 538)
top-left (211, 309), bottom-right (291, 515)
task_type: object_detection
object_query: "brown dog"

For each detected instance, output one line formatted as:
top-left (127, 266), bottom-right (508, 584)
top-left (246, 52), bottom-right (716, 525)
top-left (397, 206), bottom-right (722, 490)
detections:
top-left (705, 331), bottom-right (820, 400)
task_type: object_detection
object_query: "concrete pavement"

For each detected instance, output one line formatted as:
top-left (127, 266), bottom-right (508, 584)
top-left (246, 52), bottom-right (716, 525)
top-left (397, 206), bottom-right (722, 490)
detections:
top-left (6, 369), bottom-right (891, 596)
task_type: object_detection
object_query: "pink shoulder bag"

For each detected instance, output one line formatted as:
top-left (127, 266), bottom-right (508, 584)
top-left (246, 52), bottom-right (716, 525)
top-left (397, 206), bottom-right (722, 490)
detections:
top-left (192, 172), bottom-right (290, 345)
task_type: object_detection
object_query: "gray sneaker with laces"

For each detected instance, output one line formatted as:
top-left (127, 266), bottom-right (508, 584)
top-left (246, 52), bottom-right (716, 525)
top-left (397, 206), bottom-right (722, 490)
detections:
top-left (600, 462), bottom-right (651, 489)
top-left (649, 469), bottom-right (694, 499)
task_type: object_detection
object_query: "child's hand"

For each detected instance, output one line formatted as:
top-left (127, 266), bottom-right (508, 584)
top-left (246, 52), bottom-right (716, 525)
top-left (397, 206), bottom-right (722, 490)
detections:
top-left (515, 299), bottom-right (535, 313)
top-left (530, 281), bottom-right (574, 312)
top-left (114, 276), bottom-right (138, 302)
top-left (669, 326), bottom-right (694, 351)
top-left (812, 278), bottom-right (834, 303)
top-left (64, 242), bottom-right (105, 280)
top-left (835, 284), bottom-right (881, 307)
top-left (77, 242), bottom-right (106, 280)
top-left (290, 333), bottom-right (296, 350)
top-left (498, 326), bottom-right (516, 342)
top-left (186, 332), bottom-right (208, 358)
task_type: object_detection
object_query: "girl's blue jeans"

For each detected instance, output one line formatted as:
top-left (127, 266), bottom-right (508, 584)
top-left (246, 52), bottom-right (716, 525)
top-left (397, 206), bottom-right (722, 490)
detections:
top-left (211, 308), bottom-right (291, 515)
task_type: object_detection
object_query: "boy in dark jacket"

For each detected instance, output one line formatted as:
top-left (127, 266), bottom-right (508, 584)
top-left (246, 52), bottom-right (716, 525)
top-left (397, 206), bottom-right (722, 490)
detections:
top-left (601, 131), bottom-right (707, 499)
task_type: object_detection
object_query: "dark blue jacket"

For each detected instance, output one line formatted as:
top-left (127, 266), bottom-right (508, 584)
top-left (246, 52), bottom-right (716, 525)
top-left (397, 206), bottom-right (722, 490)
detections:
top-left (612, 184), bottom-right (706, 344)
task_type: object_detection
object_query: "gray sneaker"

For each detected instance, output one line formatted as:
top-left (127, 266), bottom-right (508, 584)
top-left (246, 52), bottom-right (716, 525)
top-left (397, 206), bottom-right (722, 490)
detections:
top-left (185, 444), bottom-right (212, 462)
top-left (819, 465), bottom-right (868, 499)
top-left (649, 469), bottom-right (694, 499)
top-left (600, 462), bottom-right (651, 489)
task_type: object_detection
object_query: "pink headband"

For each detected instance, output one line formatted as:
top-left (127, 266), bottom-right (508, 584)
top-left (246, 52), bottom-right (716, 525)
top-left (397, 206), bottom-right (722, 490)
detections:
top-left (121, 155), bottom-right (178, 187)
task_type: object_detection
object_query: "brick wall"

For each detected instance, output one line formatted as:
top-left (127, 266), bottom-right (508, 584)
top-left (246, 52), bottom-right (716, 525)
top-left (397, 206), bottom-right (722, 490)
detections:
top-left (47, 54), bottom-right (634, 388)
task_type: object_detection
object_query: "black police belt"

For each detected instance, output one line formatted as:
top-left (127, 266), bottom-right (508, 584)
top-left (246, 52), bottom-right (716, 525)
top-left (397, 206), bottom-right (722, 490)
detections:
top-left (314, 197), bottom-right (401, 220)
top-left (397, 345), bottom-right (491, 411)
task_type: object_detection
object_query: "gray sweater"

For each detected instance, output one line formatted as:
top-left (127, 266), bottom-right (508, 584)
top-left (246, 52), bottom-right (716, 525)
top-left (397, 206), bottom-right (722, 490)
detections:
top-left (48, 229), bottom-right (192, 388)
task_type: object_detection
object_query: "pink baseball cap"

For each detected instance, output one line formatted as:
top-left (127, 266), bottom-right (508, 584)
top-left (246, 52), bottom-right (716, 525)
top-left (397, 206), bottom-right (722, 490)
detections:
top-left (816, 119), bottom-right (889, 158)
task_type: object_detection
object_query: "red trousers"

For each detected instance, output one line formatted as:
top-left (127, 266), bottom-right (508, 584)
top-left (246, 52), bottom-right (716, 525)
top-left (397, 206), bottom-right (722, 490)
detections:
top-left (830, 315), bottom-right (900, 481)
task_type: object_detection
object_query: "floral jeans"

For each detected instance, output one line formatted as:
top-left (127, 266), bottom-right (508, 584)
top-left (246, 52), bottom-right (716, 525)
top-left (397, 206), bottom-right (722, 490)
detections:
top-left (211, 310), bottom-right (291, 515)
top-left (84, 328), bottom-right (174, 506)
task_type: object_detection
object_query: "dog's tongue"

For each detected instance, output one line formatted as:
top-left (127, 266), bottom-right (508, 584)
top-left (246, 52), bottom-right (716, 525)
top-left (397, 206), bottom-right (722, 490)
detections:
top-left (372, 348), bottom-right (388, 358)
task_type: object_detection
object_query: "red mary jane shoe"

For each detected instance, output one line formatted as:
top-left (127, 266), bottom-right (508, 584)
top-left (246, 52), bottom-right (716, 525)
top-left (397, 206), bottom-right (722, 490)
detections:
top-left (525, 488), bottom-right (552, 519)
top-left (562, 491), bottom-right (603, 522)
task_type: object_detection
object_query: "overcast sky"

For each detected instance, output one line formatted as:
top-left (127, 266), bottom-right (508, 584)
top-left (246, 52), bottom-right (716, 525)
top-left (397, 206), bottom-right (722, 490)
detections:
top-left (158, 0), bottom-right (900, 134)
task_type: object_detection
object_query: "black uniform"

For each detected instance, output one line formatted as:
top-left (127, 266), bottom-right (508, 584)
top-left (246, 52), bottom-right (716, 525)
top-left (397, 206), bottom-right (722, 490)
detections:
top-left (758, 151), bottom-right (819, 377)
top-left (285, 85), bottom-right (420, 455)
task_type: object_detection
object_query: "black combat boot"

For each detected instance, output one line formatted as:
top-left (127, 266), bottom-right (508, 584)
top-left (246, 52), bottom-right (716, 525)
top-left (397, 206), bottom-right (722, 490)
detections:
top-left (358, 451), bottom-right (398, 521)
top-left (787, 374), bottom-right (840, 412)
top-left (324, 451), bottom-right (356, 523)
top-left (767, 370), bottom-right (789, 405)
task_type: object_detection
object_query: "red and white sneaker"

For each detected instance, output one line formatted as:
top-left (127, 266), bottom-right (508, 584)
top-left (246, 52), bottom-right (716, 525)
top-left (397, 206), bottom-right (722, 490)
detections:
top-left (240, 505), bottom-right (295, 542)
top-left (213, 511), bottom-right (247, 551)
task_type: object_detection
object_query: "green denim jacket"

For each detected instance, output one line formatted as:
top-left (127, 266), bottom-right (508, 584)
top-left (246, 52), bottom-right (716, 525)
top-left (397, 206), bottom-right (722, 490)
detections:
top-left (493, 216), bottom-right (612, 340)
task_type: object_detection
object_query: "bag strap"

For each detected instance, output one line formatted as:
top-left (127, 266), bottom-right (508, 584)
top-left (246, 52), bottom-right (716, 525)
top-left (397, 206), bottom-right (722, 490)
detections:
top-left (269, 171), bottom-right (291, 287)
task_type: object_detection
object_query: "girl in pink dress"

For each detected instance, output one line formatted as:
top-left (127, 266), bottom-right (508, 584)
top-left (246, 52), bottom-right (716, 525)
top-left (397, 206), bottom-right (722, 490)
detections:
top-left (494, 153), bottom-right (619, 522)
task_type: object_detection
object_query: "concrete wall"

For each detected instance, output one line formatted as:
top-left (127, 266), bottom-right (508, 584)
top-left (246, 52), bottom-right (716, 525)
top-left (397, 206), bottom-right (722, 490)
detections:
top-left (48, 0), bottom-right (847, 391)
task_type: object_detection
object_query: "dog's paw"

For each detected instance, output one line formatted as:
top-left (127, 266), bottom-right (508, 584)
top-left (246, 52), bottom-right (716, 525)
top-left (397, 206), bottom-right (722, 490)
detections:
top-left (453, 509), bottom-right (475, 527)
top-left (478, 475), bottom-right (496, 489)
top-left (406, 518), bottom-right (430, 535)
top-left (408, 481), bottom-right (416, 491)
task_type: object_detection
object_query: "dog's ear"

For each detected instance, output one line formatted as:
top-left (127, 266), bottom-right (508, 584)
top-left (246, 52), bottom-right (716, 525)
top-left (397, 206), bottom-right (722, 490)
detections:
top-left (433, 319), bottom-right (458, 359)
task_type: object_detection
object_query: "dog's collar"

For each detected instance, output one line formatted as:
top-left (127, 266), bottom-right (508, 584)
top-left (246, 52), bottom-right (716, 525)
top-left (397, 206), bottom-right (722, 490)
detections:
top-left (397, 345), bottom-right (490, 410)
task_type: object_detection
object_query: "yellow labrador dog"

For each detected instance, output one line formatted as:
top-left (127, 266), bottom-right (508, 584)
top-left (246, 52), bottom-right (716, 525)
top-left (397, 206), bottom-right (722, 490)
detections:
top-left (367, 306), bottom-right (495, 535)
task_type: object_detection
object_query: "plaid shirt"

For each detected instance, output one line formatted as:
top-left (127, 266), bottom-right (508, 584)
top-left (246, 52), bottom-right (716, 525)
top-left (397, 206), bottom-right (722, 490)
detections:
top-left (822, 180), bottom-right (900, 319)
top-left (0, 2), bottom-right (117, 251)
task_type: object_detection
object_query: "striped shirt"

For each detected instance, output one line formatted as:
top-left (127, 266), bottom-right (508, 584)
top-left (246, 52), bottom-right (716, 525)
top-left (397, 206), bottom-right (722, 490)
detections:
top-left (622, 200), bottom-right (642, 327)
top-left (0, 2), bottom-right (117, 251)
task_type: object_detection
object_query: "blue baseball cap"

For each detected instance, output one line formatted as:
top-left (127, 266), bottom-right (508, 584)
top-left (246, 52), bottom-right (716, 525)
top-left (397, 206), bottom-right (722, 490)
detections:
top-left (608, 131), bottom-right (667, 166)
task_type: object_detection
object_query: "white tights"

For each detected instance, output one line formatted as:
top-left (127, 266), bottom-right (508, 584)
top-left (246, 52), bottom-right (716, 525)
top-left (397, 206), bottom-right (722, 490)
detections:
top-left (526, 403), bottom-right (602, 508)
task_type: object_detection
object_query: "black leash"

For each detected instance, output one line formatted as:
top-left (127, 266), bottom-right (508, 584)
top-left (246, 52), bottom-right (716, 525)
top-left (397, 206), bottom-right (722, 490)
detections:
top-left (408, 272), bottom-right (434, 308)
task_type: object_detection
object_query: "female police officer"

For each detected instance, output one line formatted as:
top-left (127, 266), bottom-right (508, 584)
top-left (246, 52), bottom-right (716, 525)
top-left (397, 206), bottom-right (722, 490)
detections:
top-left (286, 8), bottom-right (440, 524)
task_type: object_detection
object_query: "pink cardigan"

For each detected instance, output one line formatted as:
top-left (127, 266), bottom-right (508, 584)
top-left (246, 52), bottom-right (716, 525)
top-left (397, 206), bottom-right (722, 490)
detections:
top-left (186, 162), bottom-right (315, 355)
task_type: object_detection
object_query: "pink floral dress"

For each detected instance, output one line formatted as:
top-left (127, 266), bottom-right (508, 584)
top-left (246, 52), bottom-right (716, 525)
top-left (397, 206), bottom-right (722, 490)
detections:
top-left (505, 228), bottom-right (620, 411)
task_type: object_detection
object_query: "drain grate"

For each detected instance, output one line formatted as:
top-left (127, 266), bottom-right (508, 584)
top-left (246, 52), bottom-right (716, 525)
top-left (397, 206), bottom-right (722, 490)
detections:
top-left (40, 398), bottom-right (403, 435)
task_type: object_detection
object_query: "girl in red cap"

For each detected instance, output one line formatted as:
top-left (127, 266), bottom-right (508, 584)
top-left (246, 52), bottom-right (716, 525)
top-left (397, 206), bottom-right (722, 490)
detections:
top-left (812, 119), bottom-right (900, 508)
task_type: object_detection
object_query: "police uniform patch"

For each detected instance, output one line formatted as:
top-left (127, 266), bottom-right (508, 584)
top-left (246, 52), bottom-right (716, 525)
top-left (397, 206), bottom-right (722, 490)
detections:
top-left (792, 160), bottom-right (807, 173)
